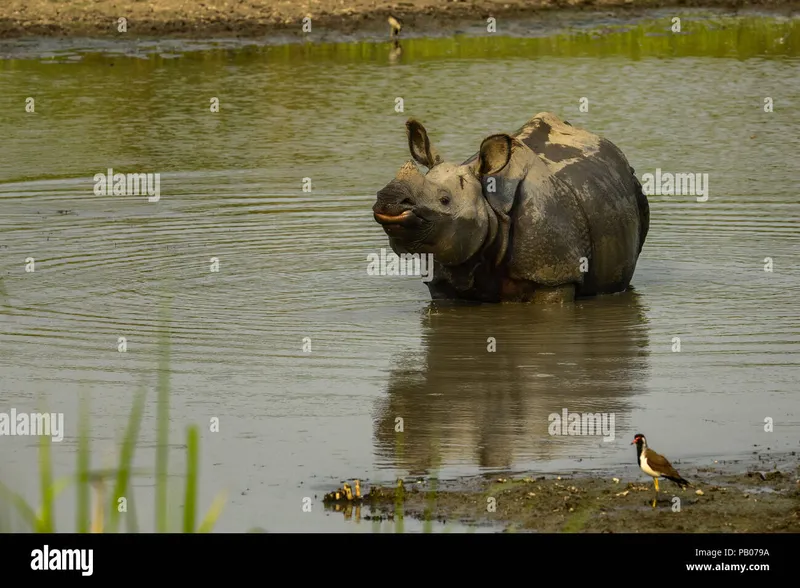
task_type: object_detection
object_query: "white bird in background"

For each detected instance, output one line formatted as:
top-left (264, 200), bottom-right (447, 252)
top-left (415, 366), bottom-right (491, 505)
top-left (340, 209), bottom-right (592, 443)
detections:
top-left (388, 15), bottom-right (402, 39)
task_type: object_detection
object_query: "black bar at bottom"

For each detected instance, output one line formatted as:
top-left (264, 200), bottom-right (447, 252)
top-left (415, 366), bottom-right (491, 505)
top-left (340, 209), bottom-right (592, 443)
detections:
top-left (1, 533), bottom-right (789, 579)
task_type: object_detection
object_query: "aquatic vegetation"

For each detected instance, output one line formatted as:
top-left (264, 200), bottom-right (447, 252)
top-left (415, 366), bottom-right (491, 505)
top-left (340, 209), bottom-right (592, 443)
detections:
top-left (0, 313), bottom-right (226, 533)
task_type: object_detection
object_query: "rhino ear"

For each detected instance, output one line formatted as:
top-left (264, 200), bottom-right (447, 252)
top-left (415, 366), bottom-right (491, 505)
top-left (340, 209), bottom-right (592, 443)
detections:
top-left (406, 118), bottom-right (442, 169)
top-left (477, 134), bottom-right (513, 177)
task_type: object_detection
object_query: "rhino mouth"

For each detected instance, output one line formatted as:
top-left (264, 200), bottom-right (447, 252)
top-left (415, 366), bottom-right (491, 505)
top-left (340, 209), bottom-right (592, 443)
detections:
top-left (373, 208), bottom-right (430, 240)
top-left (373, 180), bottom-right (426, 230)
top-left (373, 209), bottom-right (414, 224)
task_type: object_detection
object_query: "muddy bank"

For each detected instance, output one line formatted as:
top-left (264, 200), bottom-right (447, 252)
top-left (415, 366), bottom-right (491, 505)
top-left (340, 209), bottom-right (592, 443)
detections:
top-left (0, 0), bottom-right (798, 39)
top-left (323, 452), bottom-right (800, 532)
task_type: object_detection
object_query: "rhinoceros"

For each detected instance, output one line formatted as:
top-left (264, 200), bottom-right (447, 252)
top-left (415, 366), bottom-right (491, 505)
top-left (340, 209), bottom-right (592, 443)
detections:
top-left (372, 112), bottom-right (650, 303)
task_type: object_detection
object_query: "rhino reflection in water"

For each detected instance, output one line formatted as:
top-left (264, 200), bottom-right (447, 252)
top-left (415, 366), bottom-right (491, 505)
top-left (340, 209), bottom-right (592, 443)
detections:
top-left (373, 292), bottom-right (651, 474)
top-left (373, 112), bottom-right (650, 303)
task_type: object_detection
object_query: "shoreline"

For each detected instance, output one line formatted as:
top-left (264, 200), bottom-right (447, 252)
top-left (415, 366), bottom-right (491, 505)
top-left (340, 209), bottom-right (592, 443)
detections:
top-left (324, 450), bottom-right (800, 532)
top-left (0, 1), bottom-right (798, 40)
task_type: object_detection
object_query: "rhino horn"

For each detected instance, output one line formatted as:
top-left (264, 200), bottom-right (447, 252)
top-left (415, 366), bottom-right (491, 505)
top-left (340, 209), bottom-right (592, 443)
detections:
top-left (395, 160), bottom-right (423, 180)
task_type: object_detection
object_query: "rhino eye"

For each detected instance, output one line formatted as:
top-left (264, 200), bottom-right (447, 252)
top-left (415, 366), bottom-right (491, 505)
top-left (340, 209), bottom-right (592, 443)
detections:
top-left (440, 195), bottom-right (451, 205)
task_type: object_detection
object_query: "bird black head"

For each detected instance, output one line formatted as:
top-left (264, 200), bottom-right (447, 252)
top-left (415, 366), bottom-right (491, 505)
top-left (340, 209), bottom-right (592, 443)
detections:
top-left (631, 433), bottom-right (645, 445)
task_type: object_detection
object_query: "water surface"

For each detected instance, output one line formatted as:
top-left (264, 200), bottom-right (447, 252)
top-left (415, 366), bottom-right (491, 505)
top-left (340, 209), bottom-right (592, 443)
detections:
top-left (0, 12), bottom-right (798, 532)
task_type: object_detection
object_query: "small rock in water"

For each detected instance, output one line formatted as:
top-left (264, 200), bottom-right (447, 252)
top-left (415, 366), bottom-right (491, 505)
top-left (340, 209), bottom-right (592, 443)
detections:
top-left (695, 489), bottom-right (704, 496)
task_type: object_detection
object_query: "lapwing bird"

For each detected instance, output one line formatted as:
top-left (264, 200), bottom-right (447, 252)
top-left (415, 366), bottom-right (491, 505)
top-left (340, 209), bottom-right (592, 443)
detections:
top-left (631, 433), bottom-right (690, 507)
top-left (388, 15), bottom-right (403, 39)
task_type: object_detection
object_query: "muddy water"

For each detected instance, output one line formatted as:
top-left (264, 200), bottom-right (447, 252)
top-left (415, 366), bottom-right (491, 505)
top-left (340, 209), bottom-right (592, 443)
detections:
top-left (0, 13), bottom-right (798, 532)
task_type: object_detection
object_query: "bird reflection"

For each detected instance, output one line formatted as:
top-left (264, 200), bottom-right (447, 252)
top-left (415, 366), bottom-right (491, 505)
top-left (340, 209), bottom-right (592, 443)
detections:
top-left (390, 39), bottom-right (403, 63)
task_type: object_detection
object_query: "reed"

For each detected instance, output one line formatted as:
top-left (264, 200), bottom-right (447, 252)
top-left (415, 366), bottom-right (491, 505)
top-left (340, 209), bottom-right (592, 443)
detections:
top-left (0, 309), bottom-right (226, 533)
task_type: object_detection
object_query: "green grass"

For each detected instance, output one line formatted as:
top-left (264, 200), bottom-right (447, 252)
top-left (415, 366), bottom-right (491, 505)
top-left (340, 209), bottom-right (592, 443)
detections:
top-left (0, 307), bottom-right (226, 533)
top-left (561, 507), bottom-right (594, 533)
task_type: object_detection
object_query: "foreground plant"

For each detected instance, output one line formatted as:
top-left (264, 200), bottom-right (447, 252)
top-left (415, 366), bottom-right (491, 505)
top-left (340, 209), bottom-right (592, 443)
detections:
top-left (0, 313), bottom-right (226, 533)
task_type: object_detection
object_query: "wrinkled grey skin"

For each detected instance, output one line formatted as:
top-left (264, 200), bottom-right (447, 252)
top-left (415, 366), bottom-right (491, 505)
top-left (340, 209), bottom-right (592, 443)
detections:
top-left (372, 112), bottom-right (650, 303)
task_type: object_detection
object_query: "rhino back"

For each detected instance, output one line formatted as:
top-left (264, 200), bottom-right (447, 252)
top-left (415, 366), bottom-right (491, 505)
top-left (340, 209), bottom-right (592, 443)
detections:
top-left (512, 113), bottom-right (647, 295)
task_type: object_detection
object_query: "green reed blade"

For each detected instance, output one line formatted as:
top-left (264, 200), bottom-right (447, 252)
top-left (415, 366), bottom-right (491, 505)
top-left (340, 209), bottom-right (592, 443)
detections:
top-left (125, 486), bottom-right (139, 533)
top-left (183, 425), bottom-right (199, 533)
top-left (38, 428), bottom-right (53, 533)
top-left (197, 490), bottom-right (227, 533)
top-left (109, 386), bottom-right (146, 533)
top-left (76, 392), bottom-right (90, 533)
